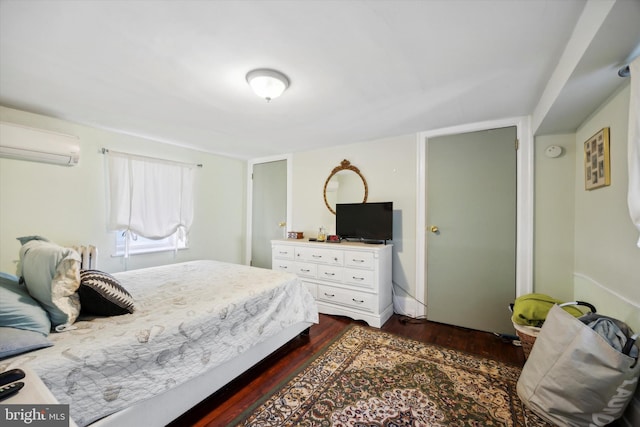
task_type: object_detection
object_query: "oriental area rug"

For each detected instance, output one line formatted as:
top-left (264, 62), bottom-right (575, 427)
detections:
top-left (233, 325), bottom-right (553, 426)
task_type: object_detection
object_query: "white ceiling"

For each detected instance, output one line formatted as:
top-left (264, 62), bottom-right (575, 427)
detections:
top-left (0, 0), bottom-right (638, 159)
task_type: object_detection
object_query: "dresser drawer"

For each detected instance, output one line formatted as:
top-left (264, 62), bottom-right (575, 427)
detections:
top-left (301, 280), bottom-right (318, 299)
top-left (272, 259), bottom-right (294, 273)
top-left (317, 264), bottom-right (343, 283)
top-left (294, 262), bottom-right (317, 278)
top-left (273, 245), bottom-right (295, 260)
top-left (295, 247), bottom-right (343, 265)
top-left (344, 267), bottom-right (375, 289)
top-left (271, 239), bottom-right (393, 328)
top-left (317, 284), bottom-right (376, 312)
top-left (344, 250), bottom-right (375, 269)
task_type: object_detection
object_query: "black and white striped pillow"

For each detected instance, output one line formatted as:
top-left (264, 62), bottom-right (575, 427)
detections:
top-left (79, 270), bottom-right (135, 316)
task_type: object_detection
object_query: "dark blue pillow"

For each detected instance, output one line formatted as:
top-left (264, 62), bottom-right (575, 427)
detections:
top-left (79, 270), bottom-right (135, 316)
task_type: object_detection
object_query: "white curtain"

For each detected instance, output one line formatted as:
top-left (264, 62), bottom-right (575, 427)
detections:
top-left (628, 57), bottom-right (640, 248)
top-left (106, 150), bottom-right (195, 250)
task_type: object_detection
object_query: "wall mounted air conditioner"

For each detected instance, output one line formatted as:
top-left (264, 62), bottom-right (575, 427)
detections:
top-left (0, 121), bottom-right (80, 166)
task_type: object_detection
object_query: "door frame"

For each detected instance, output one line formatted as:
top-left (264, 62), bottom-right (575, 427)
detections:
top-left (415, 116), bottom-right (534, 318)
top-left (245, 153), bottom-right (293, 266)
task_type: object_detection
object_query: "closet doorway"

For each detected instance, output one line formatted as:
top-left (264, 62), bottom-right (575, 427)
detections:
top-left (425, 126), bottom-right (518, 334)
top-left (247, 155), bottom-right (291, 269)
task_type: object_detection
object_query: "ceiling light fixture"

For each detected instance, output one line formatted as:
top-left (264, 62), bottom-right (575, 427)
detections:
top-left (246, 69), bottom-right (289, 102)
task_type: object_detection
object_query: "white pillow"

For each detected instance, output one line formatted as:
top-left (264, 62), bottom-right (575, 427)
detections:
top-left (18, 239), bottom-right (81, 331)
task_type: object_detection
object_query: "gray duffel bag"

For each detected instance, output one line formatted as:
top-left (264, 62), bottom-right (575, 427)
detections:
top-left (516, 304), bottom-right (640, 426)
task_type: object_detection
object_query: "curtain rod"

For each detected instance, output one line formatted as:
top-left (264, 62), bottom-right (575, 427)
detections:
top-left (101, 148), bottom-right (203, 168)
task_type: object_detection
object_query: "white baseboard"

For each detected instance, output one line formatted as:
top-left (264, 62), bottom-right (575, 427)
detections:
top-left (393, 294), bottom-right (418, 318)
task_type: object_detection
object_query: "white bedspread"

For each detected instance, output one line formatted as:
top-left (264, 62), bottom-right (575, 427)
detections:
top-left (1, 260), bottom-right (318, 426)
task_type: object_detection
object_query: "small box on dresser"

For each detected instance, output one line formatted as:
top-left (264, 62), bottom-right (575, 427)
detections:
top-left (271, 239), bottom-right (393, 328)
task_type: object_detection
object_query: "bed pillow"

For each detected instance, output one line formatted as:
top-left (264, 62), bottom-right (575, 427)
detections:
top-left (0, 272), bottom-right (51, 335)
top-left (16, 235), bottom-right (50, 246)
top-left (19, 239), bottom-right (81, 331)
top-left (79, 270), bottom-right (135, 316)
top-left (0, 326), bottom-right (53, 360)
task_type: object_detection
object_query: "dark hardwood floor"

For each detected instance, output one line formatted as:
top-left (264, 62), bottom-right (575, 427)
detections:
top-left (168, 313), bottom-right (525, 426)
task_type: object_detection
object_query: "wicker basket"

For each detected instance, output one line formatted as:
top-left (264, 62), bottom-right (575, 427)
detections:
top-left (513, 322), bottom-right (541, 359)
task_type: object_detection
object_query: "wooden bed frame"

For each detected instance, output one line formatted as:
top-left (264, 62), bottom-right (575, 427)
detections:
top-left (91, 321), bottom-right (312, 426)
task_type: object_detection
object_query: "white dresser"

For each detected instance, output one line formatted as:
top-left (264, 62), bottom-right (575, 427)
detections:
top-left (271, 239), bottom-right (393, 328)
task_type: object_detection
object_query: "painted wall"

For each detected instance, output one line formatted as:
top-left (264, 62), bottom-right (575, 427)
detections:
top-left (533, 84), bottom-right (639, 331)
top-left (0, 106), bottom-right (247, 274)
top-left (533, 133), bottom-right (576, 300)
top-left (3, 84), bottom-right (637, 332)
top-left (290, 134), bottom-right (419, 314)
top-left (572, 85), bottom-right (640, 331)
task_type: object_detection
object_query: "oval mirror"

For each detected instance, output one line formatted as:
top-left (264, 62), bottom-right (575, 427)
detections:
top-left (323, 159), bottom-right (368, 215)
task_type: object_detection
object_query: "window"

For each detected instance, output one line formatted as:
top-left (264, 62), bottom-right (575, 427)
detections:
top-left (114, 231), bottom-right (187, 256)
top-left (105, 149), bottom-right (196, 258)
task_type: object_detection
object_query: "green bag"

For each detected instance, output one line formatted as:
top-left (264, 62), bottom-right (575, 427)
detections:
top-left (511, 293), bottom-right (593, 327)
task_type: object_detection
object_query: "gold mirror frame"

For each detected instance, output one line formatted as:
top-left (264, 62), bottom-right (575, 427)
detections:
top-left (323, 159), bottom-right (368, 215)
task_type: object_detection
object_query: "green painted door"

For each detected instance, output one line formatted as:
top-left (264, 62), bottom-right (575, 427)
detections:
top-left (426, 127), bottom-right (517, 334)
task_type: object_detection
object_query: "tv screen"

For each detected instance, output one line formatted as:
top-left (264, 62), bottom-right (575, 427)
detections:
top-left (336, 202), bottom-right (393, 243)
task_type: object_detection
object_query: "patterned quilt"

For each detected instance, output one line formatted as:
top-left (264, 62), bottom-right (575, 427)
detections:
top-left (1, 260), bottom-right (319, 426)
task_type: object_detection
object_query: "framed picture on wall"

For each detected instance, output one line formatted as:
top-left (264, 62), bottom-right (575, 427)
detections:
top-left (584, 127), bottom-right (610, 190)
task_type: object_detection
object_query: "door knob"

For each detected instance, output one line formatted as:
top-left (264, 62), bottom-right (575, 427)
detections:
top-left (430, 226), bottom-right (439, 233)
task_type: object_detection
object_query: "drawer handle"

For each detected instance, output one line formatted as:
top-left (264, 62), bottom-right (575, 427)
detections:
top-left (324, 272), bottom-right (335, 276)
top-left (279, 251), bottom-right (289, 255)
top-left (352, 298), bottom-right (364, 304)
top-left (279, 265), bottom-right (288, 269)
top-left (352, 259), bottom-right (365, 263)
top-left (312, 255), bottom-right (322, 258)
top-left (324, 293), bottom-right (335, 298)
top-left (300, 269), bottom-right (311, 273)
top-left (352, 276), bottom-right (365, 281)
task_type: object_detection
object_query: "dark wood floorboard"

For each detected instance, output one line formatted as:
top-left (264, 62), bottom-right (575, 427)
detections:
top-left (168, 313), bottom-right (525, 427)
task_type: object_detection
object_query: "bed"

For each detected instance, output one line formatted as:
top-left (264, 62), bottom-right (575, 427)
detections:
top-left (0, 254), bottom-right (318, 426)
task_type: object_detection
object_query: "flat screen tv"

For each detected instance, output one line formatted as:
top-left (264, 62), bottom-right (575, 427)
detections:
top-left (336, 202), bottom-right (393, 243)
